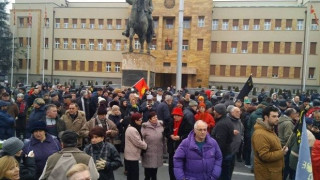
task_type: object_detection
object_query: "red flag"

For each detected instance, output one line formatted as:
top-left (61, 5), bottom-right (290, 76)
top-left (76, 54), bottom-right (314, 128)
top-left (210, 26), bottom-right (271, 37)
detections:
top-left (311, 5), bottom-right (315, 14)
top-left (133, 78), bottom-right (149, 99)
top-left (311, 5), bottom-right (319, 25)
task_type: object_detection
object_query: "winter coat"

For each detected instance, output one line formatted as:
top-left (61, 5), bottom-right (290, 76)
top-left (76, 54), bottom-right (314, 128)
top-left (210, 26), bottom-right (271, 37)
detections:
top-left (23, 133), bottom-right (61, 179)
top-left (156, 101), bottom-right (173, 126)
top-left (251, 118), bottom-right (284, 180)
top-left (61, 110), bottom-right (87, 147)
top-left (248, 106), bottom-right (264, 136)
top-left (84, 142), bottom-right (122, 180)
top-left (211, 115), bottom-right (234, 157)
top-left (173, 131), bottom-right (222, 180)
top-left (140, 101), bottom-right (159, 122)
top-left (312, 140), bottom-right (320, 180)
top-left (183, 107), bottom-right (197, 127)
top-left (124, 125), bottom-right (147, 161)
top-left (278, 115), bottom-right (294, 146)
top-left (16, 100), bottom-right (27, 131)
top-left (141, 121), bottom-right (165, 168)
top-left (28, 105), bottom-right (46, 124)
top-left (228, 114), bottom-right (244, 154)
top-left (0, 109), bottom-right (15, 140)
top-left (194, 112), bottom-right (215, 133)
top-left (165, 118), bottom-right (193, 154)
top-left (40, 116), bottom-right (66, 138)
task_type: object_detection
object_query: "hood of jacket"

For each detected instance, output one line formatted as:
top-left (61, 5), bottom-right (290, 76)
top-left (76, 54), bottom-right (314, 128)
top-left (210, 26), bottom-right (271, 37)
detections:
top-left (254, 118), bottom-right (274, 132)
top-left (278, 115), bottom-right (292, 125)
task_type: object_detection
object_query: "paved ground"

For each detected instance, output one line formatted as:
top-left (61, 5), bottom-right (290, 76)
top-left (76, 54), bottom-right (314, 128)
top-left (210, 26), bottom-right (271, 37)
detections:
top-left (114, 154), bottom-right (254, 180)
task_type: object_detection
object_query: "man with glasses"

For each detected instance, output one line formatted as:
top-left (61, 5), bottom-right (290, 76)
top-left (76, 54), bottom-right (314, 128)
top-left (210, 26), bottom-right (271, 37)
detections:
top-left (252, 106), bottom-right (288, 180)
top-left (174, 120), bottom-right (222, 180)
top-left (61, 103), bottom-right (87, 148)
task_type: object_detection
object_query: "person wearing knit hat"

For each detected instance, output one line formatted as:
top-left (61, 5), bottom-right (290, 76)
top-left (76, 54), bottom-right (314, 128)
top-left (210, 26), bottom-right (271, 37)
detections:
top-left (195, 102), bottom-right (215, 133)
top-left (27, 97), bottom-right (47, 138)
top-left (212, 103), bottom-right (234, 180)
top-left (1, 137), bottom-right (24, 156)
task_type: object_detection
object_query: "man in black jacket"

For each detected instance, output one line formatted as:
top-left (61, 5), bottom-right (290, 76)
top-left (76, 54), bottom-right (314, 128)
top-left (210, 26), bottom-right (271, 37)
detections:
top-left (211, 104), bottom-right (234, 180)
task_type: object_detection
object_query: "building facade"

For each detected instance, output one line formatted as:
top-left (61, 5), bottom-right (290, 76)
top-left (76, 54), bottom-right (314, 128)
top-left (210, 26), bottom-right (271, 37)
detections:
top-left (10, 0), bottom-right (320, 91)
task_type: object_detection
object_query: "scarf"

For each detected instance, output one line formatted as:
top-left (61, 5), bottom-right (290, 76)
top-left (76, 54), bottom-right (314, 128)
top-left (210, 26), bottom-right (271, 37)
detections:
top-left (87, 141), bottom-right (108, 162)
top-left (173, 120), bottom-right (182, 136)
top-left (19, 101), bottom-right (26, 114)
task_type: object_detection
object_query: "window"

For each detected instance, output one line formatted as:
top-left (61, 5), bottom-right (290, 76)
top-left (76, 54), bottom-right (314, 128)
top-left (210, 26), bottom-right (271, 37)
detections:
top-left (115, 63), bottom-right (121, 72)
top-left (210, 65), bottom-right (216, 75)
top-left (311, 19), bottom-right (318, 30)
top-left (45, 38), bottom-right (48, 48)
top-left (80, 39), bottom-right (86, 50)
top-left (27, 38), bottom-right (31, 48)
top-left (124, 40), bottom-right (128, 50)
top-left (89, 39), bottom-right (94, 50)
top-left (98, 19), bottom-right (104, 29)
top-left (264, 19), bottom-right (271, 30)
top-left (230, 65), bottom-right (236, 76)
top-left (19, 17), bottom-right (24, 27)
top-left (183, 18), bottom-right (190, 29)
top-left (212, 19), bottom-right (218, 30)
top-left (116, 19), bottom-right (121, 29)
top-left (253, 19), bottom-right (260, 30)
top-left (222, 19), bottom-right (229, 30)
top-left (211, 41), bottom-right (217, 53)
top-left (151, 39), bottom-right (157, 50)
top-left (107, 19), bottom-right (112, 29)
top-left (261, 66), bottom-right (268, 77)
top-left (55, 38), bottom-right (60, 49)
top-left (72, 39), bottom-right (77, 50)
top-left (310, 42), bottom-right (317, 55)
top-left (294, 67), bottom-right (301, 78)
top-left (89, 61), bottom-right (94, 71)
top-left (295, 42), bottom-right (302, 54)
top-left (116, 40), bottom-right (121, 50)
top-left (55, 18), bottom-right (60, 28)
top-left (252, 42), bottom-right (259, 53)
top-left (182, 40), bottom-right (189, 50)
top-left (153, 18), bottom-right (158, 28)
top-left (55, 60), bottom-right (60, 70)
top-left (72, 61), bottom-right (76, 71)
top-left (263, 42), bottom-right (269, 53)
top-left (283, 67), bottom-right (290, 78)
top-left (240, 66), bottom-right (246, 76)
top-left (106, 40), bottom-right (112, 50)
top-left (90, 19), bottom-right (95, 29)
top-left (165, 39), bottom-right (172, 50)
top-left (297, 19), bottom-right (304, 30)
top-left (97, 61), bottom-right (102, 72)
top-left (231, 41), bottom-right (237, 53)
top-left (163, 62), bottom-right (171, 67)
top-left (18, 59), bottom-right (23, 68)
top-left (64, 18), bottom-right (68, 28)
top-left (72, 19), bottom-right (77, 28)
top-left (243, 19), bottom-right (249, 30)
top-left (285, 42), bottom-right (291, 54)
top-left (63, 60), bottom-right (68, 71)
top-left (81, 19), bottom-right (86, 29)
top-left (198, 16), bottom-right (205, 27)
top-left (309, 67), bottom-right (315, 79)
top-left (274, 42), bottom-right (280, 54)
top-left (275, 19), bottom-right (281, 30)
top-left (63, 39), bottom-right (68, 49)
top-left (251, 66), bottom-right (257, 77)
top-left (106, 62), bottom-right (111, 72)
top-left (19, 38), bottom-right (23, 47)
top-left (220, 65), bottom-right (226, 76)
top-left (286, 19), bottom-right (292, 30)
top-left (272, 67), bottom-right (279, 78)
top-left (242, 41), bottom-right (248, 53)
top-left (98, 40), bottom-right (103, 50)
top-left (197, 39), bottom-right (203, 51)
top-left (232, 19), bottom-right (239, 30)
top-left (44, 59), bottom-right (48, 70)
top-left (45, 18), bottom-right (49, 28)
top-left (134, 39), bottom-right (140, 49)
top-left (80, 61), bottom-right (85, 71)
top-left (221, 41), bottom-right (227, 53)
top-left (166, 18), bottom-right (174, 29)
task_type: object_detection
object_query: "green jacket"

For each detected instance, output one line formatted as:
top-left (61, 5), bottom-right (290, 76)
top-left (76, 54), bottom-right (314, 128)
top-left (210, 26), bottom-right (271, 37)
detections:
top-left (278, 115), bottom-right (294, 147)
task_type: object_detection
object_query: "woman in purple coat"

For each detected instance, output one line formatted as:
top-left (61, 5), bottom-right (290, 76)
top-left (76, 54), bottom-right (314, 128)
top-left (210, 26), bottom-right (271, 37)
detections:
top-left (174, 120), bottom-right (222, 180)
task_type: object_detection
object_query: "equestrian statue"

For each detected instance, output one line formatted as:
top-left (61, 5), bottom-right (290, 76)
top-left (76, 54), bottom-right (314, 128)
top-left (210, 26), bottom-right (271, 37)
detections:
top-left (122, 0), bottom-right (155, 54)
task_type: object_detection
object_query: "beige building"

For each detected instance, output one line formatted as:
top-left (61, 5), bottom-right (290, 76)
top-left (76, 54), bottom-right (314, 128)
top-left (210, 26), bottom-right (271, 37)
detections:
top-left (10, 0), bottom-right (320, 91)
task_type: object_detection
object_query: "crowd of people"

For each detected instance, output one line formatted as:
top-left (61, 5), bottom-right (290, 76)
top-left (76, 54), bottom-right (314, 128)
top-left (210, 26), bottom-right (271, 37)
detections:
top-left (0, 82), bottom-right (320, 180)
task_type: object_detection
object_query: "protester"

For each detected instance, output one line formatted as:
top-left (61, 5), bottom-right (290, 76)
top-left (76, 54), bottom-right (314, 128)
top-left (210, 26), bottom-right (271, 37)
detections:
top-left (312, 139), bottom-right (320, 180)
top-left (0, 156), bottom-right (20, 180)
top-left (15, 93), bottom-right (27, 139)
top-left (194, 102), bottom-right (215, 133)
top-left (40, 104), bottom-right (66, 138)
top-left (0, 100), bottom-right (15, 140)
top-left (66, 163), bottom-right (91, 180)
top-left (174, 120), bottom-right (222, 180)
top-left (156, 95), bottom-right (173, 126)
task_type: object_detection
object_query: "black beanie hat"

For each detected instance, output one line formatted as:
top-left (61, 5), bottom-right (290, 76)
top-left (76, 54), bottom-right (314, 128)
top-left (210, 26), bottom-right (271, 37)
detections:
top-left (61, 130), bottom-right (78, 147)
top-left (97, 104), bottom-right (108, 115)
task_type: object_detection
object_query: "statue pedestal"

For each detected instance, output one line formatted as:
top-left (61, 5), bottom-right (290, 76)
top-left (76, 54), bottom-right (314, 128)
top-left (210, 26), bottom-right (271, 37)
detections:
top-left (122, 52), bottom-right (156, 87)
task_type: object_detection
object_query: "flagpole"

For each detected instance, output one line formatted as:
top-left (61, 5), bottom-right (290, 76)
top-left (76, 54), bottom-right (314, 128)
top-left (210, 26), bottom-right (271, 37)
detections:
top-left (42, 3), bottom-right (47, 83)
top-left (176, 0), bottom-right (184, 91)
top-left (27, 19), bottom-right (31, 85)
top-left (302, 2), bottom-right (312, 92)
top-left (11, 8), bottom-right (16, 87)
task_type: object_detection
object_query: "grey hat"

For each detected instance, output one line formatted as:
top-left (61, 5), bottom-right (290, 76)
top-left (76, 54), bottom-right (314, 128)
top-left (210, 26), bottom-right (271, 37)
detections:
top-left (189, 100), bottom-right (198, 107)
top-left (17, 93), bottom-right (24, 98)
top-left (0, 100), bottom-right (10, 107)
top-left (2, 137), bottom-right (24, 156)
top-left (147, 94), bottom-right (153, 100)
top-left (214, 104), bottom-right (227, 115)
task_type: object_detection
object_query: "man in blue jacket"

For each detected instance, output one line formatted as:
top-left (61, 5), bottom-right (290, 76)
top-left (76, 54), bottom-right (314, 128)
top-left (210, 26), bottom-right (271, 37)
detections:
top-left (0, 100), bottom-right (15, 140)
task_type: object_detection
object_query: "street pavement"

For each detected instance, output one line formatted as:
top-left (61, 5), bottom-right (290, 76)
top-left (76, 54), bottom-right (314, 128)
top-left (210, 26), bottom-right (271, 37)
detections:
top-left (114, 155), bottom-right (254, 180)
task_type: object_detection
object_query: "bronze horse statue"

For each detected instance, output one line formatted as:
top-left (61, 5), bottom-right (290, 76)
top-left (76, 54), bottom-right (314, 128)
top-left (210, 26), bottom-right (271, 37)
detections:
top-left (127, 0), bottom-right (153, 54)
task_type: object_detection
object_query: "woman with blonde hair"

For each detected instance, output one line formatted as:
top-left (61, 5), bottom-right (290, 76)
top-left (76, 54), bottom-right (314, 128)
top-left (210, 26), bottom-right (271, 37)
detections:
top-left (66, 163), bottom-right (91, 180)
top-left (0, 156), bottom-right (20, 180)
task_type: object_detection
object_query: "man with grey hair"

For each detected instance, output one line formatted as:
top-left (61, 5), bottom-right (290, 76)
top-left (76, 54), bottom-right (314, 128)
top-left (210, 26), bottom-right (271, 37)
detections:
top-left (157, 94), bottom-right (173, 127)
top-left (76, 90), bottom-right (91, 121)
top-left (183, 100), bottom-right (198, 126)
top-left (40, 104), bottom-right (66, 138)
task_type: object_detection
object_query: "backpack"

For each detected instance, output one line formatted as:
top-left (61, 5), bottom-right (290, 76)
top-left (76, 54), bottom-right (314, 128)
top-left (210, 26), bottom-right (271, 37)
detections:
top-left (47, 151), bottom-right (90, 180)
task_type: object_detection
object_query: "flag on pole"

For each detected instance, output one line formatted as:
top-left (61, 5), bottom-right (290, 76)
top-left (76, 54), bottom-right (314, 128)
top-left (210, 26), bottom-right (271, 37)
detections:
top-left (28, 11), bottom-right (32, 26)
top-left (133, 78), bottom-right (148, 99)
top-left (295, 117), bottom-right (313, 180)
top-left (236, 75), bottom-right (253, 101)
top-left (311, 5), bottom-right (319, 25)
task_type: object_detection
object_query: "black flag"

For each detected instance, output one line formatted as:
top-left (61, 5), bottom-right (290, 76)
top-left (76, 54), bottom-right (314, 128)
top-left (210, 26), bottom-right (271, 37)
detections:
top-left (237, 75), bottom-right (253, 101)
